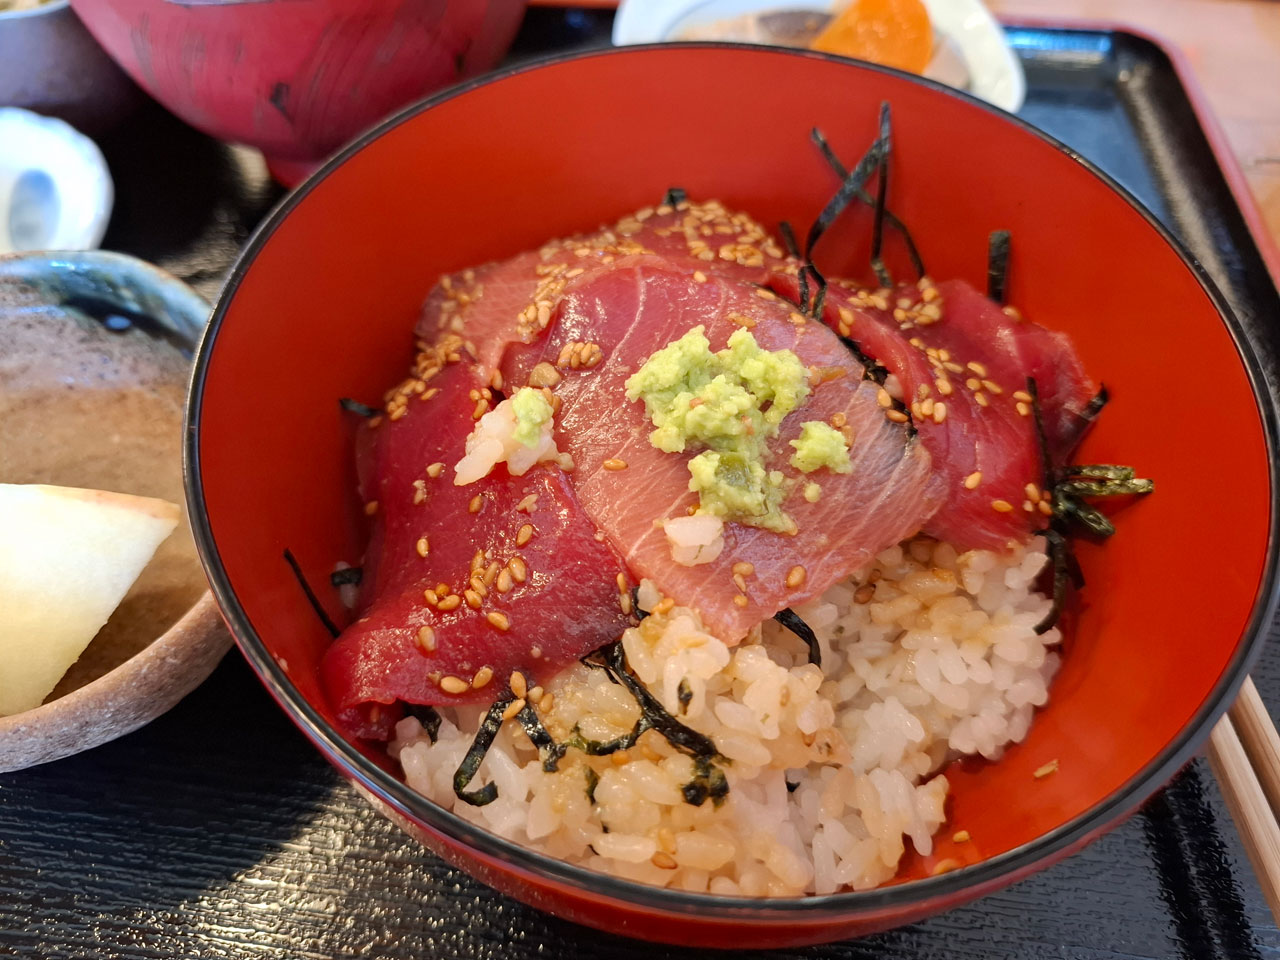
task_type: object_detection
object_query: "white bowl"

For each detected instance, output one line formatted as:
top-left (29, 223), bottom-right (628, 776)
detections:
top-left (0, 106), bottom-right (113, 254)
top-left (612, 0), bottom-right (1026, 113)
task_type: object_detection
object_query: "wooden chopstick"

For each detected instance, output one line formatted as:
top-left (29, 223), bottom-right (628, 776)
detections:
top-left (1230, 677), bottom-right (1280, 817)
top-left (1206, 681), bottom-right (1280, 921)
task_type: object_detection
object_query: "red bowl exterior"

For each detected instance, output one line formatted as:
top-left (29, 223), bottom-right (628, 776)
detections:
top-left (68, 0), bottom-right (528, 183)
top-left (185, 46), bottom-right (1279, 946)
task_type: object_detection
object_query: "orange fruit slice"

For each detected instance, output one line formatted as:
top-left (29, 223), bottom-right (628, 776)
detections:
top-left (810, 0), bottom-right (934, 75)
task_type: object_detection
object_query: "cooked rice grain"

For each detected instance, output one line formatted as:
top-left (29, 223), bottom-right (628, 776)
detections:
top-left (391, 536), bottom-right (1060, 895)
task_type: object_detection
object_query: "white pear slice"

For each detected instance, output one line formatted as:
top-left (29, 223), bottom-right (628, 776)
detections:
top-left (0, 484), bottom-right (180, 717)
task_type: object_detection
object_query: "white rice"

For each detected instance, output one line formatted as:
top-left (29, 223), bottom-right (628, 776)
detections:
top-left (390, 536), bottom-right (1060, 896)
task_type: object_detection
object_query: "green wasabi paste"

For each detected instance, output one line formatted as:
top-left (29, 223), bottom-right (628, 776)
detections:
top-left (626, 325), bottom-right (835, 532)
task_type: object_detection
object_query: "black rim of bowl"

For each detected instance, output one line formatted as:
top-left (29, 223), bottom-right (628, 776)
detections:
top-left (185, 42), bottom-right (1280, 921)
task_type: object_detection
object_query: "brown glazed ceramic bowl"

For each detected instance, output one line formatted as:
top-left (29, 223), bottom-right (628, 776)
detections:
top-left (0, 251), bottom-right (229, 772)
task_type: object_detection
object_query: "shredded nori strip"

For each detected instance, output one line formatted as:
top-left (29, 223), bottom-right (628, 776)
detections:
top-left (585, 766), bottom-right (600, 804)
top-left (786, 780), bottom-right (800, 793)
top-left (457, 641), bottom-right (727, 806)
top-left (565, 718), bottom-right (648, 756)
top-left (1027, 378), bottom-right (1054, 489)
top-left (405, 703), bottom-right (443, 743)
top-left (630, 586), bottom-right (649, 621)
top-left (1059, 386), bottom-right (1110, 454)
top-left (839, 335), bottom-right (914, 436)
top-left (662, 187), bottom-right (687, 207)
top-left (773, 608), bottom-right (822, 668)
top-left (339, 397), bottom-right (378, 418)
top-left (1027, 379), bottom-right (1152, 633)
top-left (453, 696), bottom-right (513, 806)
top-left (282, 548), bottom-right (340, 639)
top-left (583, 641), bottom-right (729, 805)
top-left (869, 104), bottom-right (893, 288)
top-left (810, 127), bottom-right (927, 279)
top-left (584, 642), bottom-right (721, 761)
top-left (839, 336), bottom-right (888, 384)
top-left (987, 230), bottom-right (1012, 304)
top-left (804, 262), bottom-right (828, 319)
top-left (1081, 386), bottom-right (1110, 423)
top-left (681, 758), bottom-right (730, 808)
top-left (805, 125), bottom-right (888, 260)
top-left (1034, 528), bottom-right (1072, 635)
top-left (329, 566), bottom-right (363, 588)
top-left (517, 702), bottom-right (568, 772)
top-left (779, 220), bottom-right (801, 259)
top-left (677, 678), bottom-right (693, 714)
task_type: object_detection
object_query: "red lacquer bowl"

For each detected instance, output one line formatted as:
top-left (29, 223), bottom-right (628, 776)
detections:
top-left (185, 46), bottom-right (1279, 947)
top-left (68, 0), bottom-right (528, 185)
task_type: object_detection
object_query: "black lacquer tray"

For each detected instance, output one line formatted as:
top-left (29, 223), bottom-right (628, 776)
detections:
top-left (4, 11), bottom-right (1280, 959)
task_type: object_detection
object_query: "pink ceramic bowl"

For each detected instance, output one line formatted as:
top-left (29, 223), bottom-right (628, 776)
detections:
top-left (70, 0), bottom-right (529, 184)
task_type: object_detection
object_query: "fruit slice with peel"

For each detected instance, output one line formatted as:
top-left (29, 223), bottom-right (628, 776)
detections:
top-left (0, 484), bottom-right (180, 717)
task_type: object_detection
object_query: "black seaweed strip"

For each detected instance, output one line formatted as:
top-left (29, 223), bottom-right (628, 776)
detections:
top-left (1027, 378), bottom-right (1055, 490)
top-left (585, 643), bottom-right (721, 761)
top-left (405, 703), bottom-right (443, 743)
top-left (804, 128), bottom-right (887, 258)
top-left (681, 758), bottom-right (728, 807)
top-left (1058, 478), bottom-right (1153, 497)
top-left (585, 766), bottom-right (600, 804)
top-left (838, 336), bottom-right (915, 436)
top-left (839, 335), bottom-right (886, 381)
top-left (329, 567), bottom-right (363, 587)
top-left (869, 104), bottom-right (892, 288)
top-left (1034, 528), bottom-right (1071, 635)
top-left (339, 397), bottom-right (378, 419)
top-left (677, 679), bottom-right (693, 714)
top-left (1027, 379), bottom-right (1071, 634)
top-left (1062, 500), bottom-right (1116, 537)
top-left (811, 128), bottom-right (927, 279)
top-left (629, 586), bottom-right (650, 621)
top-left (779, 220), bottom-right (801, 258)
top-left (566, 718), bottom-right (650, 756)
top-left (516, 703), bottom-right (568, 772)
top-left (1057, 385), bottom-right (1111, 456)
top-left (1064, 464), bottom-right (1134, 481)
top-left (453, 697), bottom-right (513, 806)
top-left (1081, 385), bottom-right (1110, 422)
top-left (773, 608), bottom-right (822, 668)
top-left (662, 187), bottom-right (687, 207)
top-left (987, 230), bottom-right (1012, 304)
top-left (282, 549), bottom-right (341, 639)
top-left (584, 643), bottom-right (729, 807)
top-left (806, 262), bottom-right (828, 318)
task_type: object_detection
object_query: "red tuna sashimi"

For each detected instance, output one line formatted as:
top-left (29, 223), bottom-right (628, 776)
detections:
top-left (789, 275), bottom-right (1074, 550)
top-left (927, 280), bottom-right (1098, 462)
top-left (415, 200), bottom-right (792, 381)
top-left (496, 257), bottom-right (942, 640)
top-left (322, 337), bottom-right (630, 739)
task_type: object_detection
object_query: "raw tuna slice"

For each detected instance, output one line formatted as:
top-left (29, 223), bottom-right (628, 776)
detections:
top-left (496, 257), bottom-right (942, 640)
top-left (322, 337), bottom-right (630, 740)
top-left (414, 200), bottom-right (792, 382)
top-left (787, 274), bottom-right (1092, 550)
top-left (927, 280), bottom-right (1098, 461)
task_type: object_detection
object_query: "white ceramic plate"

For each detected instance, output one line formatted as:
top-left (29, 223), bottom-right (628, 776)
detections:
top-left (0, 107), bottom-right (113, 254)
top-left (612, 0), bottom-right (1026, 113)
